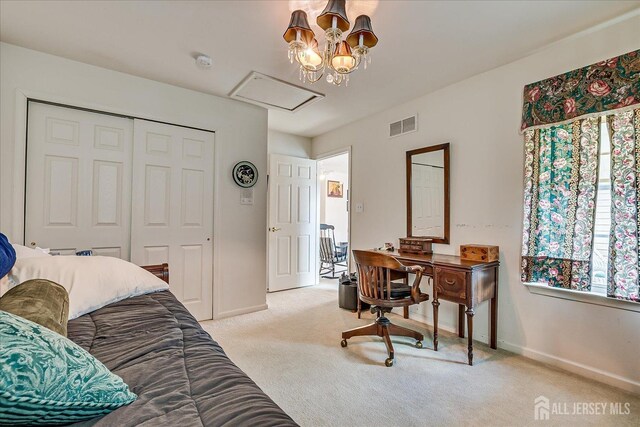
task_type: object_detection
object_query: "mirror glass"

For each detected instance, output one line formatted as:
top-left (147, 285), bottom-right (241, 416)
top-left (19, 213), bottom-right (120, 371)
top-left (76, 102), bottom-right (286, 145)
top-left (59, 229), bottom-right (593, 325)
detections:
top-left (407, 144), bottom-right (449, 243)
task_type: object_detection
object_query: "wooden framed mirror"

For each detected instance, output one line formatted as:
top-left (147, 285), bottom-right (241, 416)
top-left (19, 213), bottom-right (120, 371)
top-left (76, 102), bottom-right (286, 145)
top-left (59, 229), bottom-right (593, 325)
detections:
top-left (406, 143), bottom-right (450, 244)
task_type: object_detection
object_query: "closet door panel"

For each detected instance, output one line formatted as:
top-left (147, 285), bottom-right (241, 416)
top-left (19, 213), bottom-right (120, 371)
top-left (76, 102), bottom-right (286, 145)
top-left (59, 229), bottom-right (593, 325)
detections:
top-left (92, 160), bottom-right (123, 226)
top-left (144, 165), bottom-right (171, 226)
top-left (131, 119), bottom-right (214, 321)
top-left (26, 102), bottom-right (133, 258)
top-left (43, 155), bottom-right (79, 226)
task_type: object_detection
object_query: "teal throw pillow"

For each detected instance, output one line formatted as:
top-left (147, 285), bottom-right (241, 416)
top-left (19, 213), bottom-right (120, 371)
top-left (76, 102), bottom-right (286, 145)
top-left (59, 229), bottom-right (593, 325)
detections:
top-left (0, 310), bottom-right (137, 425)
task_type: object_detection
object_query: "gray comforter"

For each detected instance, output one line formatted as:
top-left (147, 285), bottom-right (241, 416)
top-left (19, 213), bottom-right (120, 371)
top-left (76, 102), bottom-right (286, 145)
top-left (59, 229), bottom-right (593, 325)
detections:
top-left (67, 291), bottom-right (297, 426)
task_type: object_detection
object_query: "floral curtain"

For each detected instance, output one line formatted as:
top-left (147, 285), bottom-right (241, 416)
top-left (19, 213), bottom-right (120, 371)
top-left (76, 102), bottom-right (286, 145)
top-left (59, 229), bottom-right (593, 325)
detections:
top-left (521, 117), bottom-right (600, 289)
top-left (521, 49), bottom-right (640, 133)
top-left (606, 108), bottom-right (640, 302)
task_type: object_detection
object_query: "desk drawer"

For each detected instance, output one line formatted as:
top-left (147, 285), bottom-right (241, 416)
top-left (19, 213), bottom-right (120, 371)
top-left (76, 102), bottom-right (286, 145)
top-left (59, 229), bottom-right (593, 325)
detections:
top-left (435, 267), bottom-right (467, 303)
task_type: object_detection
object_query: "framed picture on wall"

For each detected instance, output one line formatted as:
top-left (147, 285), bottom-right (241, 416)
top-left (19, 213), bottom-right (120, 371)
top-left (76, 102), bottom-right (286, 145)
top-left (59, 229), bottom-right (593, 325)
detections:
top-left (327, 180), bottom-right (343, 198)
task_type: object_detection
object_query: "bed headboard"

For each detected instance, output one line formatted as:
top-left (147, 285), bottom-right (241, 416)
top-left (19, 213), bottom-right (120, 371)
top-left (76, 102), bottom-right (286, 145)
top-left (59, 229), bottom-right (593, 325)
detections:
top-left (141, 263), bottom-right (169, 284)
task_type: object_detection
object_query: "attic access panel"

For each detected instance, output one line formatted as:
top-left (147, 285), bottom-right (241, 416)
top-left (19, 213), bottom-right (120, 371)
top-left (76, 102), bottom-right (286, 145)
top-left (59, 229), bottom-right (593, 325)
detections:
top-left (229, 71), bottom-right (324, 112)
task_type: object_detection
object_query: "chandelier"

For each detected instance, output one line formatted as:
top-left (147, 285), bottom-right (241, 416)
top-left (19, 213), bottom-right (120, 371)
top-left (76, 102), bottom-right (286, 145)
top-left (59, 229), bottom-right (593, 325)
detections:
top-left (283, 0), bottom-right (378, 86)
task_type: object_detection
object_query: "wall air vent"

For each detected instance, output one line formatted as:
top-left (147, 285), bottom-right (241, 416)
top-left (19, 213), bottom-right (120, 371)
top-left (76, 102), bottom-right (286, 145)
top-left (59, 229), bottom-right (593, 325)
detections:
top-left (389, 114), bottom-right (418, 138)
top-left (229, 71), bottom-right (324, 112)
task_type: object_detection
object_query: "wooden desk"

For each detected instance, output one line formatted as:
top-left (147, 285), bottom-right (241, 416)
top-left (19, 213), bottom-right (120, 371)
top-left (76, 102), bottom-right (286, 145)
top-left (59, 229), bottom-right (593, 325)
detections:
top-left (370, 250), bottom-right (499, 365)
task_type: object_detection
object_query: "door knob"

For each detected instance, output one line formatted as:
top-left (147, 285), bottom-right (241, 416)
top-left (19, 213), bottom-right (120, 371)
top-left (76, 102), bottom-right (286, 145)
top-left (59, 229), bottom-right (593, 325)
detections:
top-left (269, 227), bottom-right (281, 232)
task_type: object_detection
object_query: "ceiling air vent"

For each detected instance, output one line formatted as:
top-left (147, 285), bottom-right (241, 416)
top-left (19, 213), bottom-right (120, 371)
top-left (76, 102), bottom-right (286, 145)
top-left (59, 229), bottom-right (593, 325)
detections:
top-left (389, 114), bottom-right (418, 138)
top-left (229, 71), bottom-right (324, 112)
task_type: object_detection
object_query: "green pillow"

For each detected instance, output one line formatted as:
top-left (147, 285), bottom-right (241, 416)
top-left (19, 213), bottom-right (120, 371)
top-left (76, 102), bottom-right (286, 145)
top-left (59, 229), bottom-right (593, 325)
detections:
top-left (0, 310), bottom-right (136, 425)
top-left (0, 279), bottom-right (70, 336)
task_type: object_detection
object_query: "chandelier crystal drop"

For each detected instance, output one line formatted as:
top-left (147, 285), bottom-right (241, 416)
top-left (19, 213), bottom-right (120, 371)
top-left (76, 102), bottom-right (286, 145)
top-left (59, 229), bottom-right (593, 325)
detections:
top-left (283, 0), bottom-right (378, 86)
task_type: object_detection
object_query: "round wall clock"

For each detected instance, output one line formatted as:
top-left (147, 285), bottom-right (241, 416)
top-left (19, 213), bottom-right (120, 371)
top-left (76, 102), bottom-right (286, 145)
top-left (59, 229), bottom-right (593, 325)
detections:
top-left (232, 161), bottom-right (258, 188)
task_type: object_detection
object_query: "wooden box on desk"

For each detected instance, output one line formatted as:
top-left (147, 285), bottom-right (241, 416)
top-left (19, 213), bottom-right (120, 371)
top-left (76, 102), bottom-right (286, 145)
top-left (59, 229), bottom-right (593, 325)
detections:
top-left (398, 237), bottom-right (433, 255)
top-left (460, 244), bottom-right (499, 262)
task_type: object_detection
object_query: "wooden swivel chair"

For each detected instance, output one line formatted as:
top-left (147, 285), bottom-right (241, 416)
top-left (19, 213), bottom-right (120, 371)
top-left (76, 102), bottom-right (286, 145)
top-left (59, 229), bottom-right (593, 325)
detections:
top-left (341, 250), bottom-right (429, 367)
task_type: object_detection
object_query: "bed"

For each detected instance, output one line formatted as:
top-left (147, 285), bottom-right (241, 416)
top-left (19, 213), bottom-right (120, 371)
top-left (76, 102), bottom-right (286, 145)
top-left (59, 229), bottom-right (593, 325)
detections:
top-left (62, 265), bottom-right (297, 426)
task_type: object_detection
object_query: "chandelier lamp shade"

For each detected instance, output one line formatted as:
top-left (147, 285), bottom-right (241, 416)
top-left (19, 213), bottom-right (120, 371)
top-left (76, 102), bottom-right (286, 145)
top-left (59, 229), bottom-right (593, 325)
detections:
top-left (283, 0), bottom-right (378, 86)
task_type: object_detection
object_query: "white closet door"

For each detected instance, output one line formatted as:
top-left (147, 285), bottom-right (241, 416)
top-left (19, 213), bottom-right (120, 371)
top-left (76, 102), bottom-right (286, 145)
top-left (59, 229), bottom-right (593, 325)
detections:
top-left (26, 102), bottom-right (133, 258)
top-left (268, 154), bottom-right (317, 292)
top-left (131, 119), bottom-right (214, 320)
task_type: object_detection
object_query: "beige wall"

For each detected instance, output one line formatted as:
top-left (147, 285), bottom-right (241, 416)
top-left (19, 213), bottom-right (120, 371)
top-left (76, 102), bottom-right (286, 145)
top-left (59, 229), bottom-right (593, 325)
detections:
top-left (0, 42), bottom-right (268, 319)
top-left (268, 129), bottom-right (312, 158)
top-left (312, 15), bottom-right (640, 392)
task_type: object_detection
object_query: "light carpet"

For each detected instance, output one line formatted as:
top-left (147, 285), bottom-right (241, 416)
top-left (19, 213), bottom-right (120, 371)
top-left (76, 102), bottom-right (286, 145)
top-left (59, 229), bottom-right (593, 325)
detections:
top-left (200, 282), bottom-right (639, 426)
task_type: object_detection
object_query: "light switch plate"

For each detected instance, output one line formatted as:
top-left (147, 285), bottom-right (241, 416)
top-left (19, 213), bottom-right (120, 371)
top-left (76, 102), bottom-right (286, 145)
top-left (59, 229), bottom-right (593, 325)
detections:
top-left (240, 188), bottom-right (254, 205)
top-left (355, 202), bottom-right (364, 213)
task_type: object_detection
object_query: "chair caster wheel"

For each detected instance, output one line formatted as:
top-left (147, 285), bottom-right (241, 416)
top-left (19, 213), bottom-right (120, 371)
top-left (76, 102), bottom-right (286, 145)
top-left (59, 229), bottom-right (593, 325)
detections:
top-left (340, 339), bottom-right (348, 348)
top-left (415, 341), bottom-right (423, 349)
top-left (385, 358), bottom-right (394, 367)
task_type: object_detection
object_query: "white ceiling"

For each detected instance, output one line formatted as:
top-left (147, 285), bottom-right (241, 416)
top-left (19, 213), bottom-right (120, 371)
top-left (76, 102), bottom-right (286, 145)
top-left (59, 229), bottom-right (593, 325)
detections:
top-left (1, 1), bottom-right (638, 137)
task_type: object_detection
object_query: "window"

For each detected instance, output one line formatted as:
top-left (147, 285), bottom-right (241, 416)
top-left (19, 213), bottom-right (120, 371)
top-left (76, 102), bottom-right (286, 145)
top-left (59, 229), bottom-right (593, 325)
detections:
top-left (522, 111), bottom-right (639, 303)
top-left (590, 118), bottom-right (611, 296)
top-left (519, 49), bottom-right (639, 303)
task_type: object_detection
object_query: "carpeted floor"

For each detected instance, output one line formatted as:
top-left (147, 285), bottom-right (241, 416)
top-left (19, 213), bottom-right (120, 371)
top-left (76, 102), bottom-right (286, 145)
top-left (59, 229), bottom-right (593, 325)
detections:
top-left (200, 281), bottom-right (639, 426)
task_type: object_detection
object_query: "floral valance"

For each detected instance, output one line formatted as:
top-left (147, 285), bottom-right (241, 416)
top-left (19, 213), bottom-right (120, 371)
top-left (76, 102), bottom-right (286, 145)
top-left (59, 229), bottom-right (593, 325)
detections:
top-left (521, 49), bottom-right (640, 132)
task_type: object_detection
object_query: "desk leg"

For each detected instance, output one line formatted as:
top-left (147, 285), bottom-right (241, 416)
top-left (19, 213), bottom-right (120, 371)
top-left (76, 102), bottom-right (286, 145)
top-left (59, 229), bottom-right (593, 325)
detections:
top-left (403, 276), bottom-right (410, 319)
top-left (432, 298), bottom-right (440, 351)
top-left (490, 266), bottom-right (498, 349)
top-left (490, 297), bottom-right (497, 349)
top-left (458, 305), bottom-right (465, 338)
top-left (466, 307), bottom-right (475, 366)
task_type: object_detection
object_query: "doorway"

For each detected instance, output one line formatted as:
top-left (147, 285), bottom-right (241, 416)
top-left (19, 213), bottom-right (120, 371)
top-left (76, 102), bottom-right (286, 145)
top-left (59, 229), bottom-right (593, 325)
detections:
top-left (317, 151), bottom-right (351, 279)
top-left (266, 149), bottom-right (351, 291)
top-left (267, 154), bottom-right (318, 292)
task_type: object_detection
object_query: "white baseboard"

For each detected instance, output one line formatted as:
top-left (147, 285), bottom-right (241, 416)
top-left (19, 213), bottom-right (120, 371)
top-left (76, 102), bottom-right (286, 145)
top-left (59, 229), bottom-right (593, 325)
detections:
top-left (499, 340), bottom-right (640, 395)
top-left (408, 311), bottom-right (639, 394)
top-left (215, 303), bottom-right (268, 320)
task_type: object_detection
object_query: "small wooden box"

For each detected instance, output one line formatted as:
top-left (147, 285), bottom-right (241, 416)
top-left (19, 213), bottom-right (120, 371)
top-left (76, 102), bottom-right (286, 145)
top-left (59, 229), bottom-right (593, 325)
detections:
top-left (460, 244), bottom-right (499, 262)
top-left (399, 237), bottom-right (433, 255)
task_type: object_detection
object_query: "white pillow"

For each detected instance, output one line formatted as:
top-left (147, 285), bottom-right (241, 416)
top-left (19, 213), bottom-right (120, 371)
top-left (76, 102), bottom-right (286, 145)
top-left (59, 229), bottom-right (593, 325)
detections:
top-left (12, 244), bottom-right (50, 259)
top-left (8, 256), bottom-right (169, 319)
top-left (2, 245), bottom-right (51, 295)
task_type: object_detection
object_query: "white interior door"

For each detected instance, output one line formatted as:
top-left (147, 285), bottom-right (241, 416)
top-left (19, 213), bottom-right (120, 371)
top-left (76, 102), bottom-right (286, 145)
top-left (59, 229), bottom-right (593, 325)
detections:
top-left (130, 119), bottom-right (214, 320)
top-left (412, 163), bottom-right (444, 237)
top-left (268, 154), bottom-right (317, 292)
top-left (26, 102), bottom-right (133, 258)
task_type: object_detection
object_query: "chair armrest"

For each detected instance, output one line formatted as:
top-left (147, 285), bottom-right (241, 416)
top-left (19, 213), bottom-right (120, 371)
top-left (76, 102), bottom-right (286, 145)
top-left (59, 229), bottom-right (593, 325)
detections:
top-left (399, 265), bottom-right (423, 274)
top-left (398, 265), bottom-right (424, 303)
